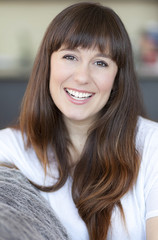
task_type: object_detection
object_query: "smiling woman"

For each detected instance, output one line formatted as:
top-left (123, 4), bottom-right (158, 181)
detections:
top-left (49, 47), bottom-right (118, 122)
top-left (0, 2), bottom-right (158, 240)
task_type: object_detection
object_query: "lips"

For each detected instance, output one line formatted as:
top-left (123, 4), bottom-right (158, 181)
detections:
top-left (65, 88), bottom-right (93, 100)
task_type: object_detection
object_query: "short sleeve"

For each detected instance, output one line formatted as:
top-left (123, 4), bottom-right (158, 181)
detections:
top-left (0, 128), bottom-right (59, 186)
top-left (146, 179), bottom-right (158, 219)
top-left (0, 128), bottom-right (16, 164)
top-left (140, 121), bottom-right (158, 220)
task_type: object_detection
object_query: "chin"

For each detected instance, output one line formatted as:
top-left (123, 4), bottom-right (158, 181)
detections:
top-left (67, 116), bottom-right (86, 121)
top-left (65, 113), bottom-right (95, 123)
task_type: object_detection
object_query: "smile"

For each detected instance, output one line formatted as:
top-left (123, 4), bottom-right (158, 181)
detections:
top-left (65, 88), bottom-right (93, 100)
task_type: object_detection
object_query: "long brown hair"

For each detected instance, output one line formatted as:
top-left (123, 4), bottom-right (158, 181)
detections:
top-left (19, 2), bottom-right (144, 239)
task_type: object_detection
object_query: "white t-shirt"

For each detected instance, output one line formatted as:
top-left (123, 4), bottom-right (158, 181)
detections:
top-left (0, 117), bottom-right (158, 240)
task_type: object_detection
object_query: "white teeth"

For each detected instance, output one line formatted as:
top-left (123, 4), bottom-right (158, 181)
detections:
top-left (65, 88), bottom-right (92, 100)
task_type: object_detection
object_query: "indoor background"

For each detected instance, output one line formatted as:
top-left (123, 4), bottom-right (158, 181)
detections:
top-left (0, 0), bottom-right (158, 129)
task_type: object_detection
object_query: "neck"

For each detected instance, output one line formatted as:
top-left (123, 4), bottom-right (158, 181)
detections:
top-left (64, 117), bottom-right (93, 158)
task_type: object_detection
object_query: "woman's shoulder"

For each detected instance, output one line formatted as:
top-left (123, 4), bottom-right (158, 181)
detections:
top-left (136, 117), bottom-right (158, 202)
top-left (0, 127), bottom-right (23, 150)
top-left (137, 116), bottom-right (158, 143)
top-left (137, 116), bottom-right (158, 130)
top-left (136, 117), bottom-right (158, 173)
top-left (0, 127), bottom-right (27, 155)
top-left (0, 128), bottom-right (58, 185)
top-left (136, 117), bottom-right (158, 180)
top-left (0, 127), bottom-right (23, 142)
top-left (0, 127), bottom-right (35, 169)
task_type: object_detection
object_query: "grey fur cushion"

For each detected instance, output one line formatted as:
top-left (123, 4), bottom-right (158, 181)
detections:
top-left (0, 166), bottom-right (71, 240)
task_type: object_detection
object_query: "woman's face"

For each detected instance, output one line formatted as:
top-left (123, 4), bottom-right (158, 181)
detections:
top-left (49, 45), bottom-right (118, 123)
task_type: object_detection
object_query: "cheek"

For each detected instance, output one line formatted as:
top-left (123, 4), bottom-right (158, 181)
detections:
top-left (50, 69), bottom-right (64, 87)
top-left (50, 63), bottom-right (73, 88)
top-left (98, 73), bottom-right (116, 93)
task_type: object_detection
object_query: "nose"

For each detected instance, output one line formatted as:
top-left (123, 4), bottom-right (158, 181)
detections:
top-left (73, 63), bottom-right (90, 85)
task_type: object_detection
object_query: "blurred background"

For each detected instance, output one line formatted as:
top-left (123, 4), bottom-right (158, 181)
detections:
top-left (0, 0), bottom-right (158, 129)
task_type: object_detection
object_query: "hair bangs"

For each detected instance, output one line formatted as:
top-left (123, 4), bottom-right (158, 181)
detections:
top-left (51, 4), bottom-right (111, 56)
top-left (50, 3), bottom-right (129, 67)
top-left (64, 27), bottom-right (111, 53)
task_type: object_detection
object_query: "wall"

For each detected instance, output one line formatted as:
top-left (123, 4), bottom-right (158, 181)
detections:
top-left (0, 0), bottom-right (158, 63)
top-left (0, 0), bottom-right (158, 128)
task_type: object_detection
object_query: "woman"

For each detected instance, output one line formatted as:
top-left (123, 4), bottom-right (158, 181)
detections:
top-left (0, 2), bottom-right (158, 240)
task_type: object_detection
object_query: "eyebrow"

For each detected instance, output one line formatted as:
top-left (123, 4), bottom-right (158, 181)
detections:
top-left (95, 53), bottom-right (112, 59)
top-left (59, 47), bottom-right (78, 52)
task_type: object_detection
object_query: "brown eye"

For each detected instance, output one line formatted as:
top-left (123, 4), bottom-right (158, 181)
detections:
top-left (95, 61), bottom-right (108, 67)
top-left (63, 55), bottom-right (76, 61)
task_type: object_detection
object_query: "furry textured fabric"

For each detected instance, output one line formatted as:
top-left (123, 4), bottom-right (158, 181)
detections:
top-left (0, 166), bottom-right (71, 240)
